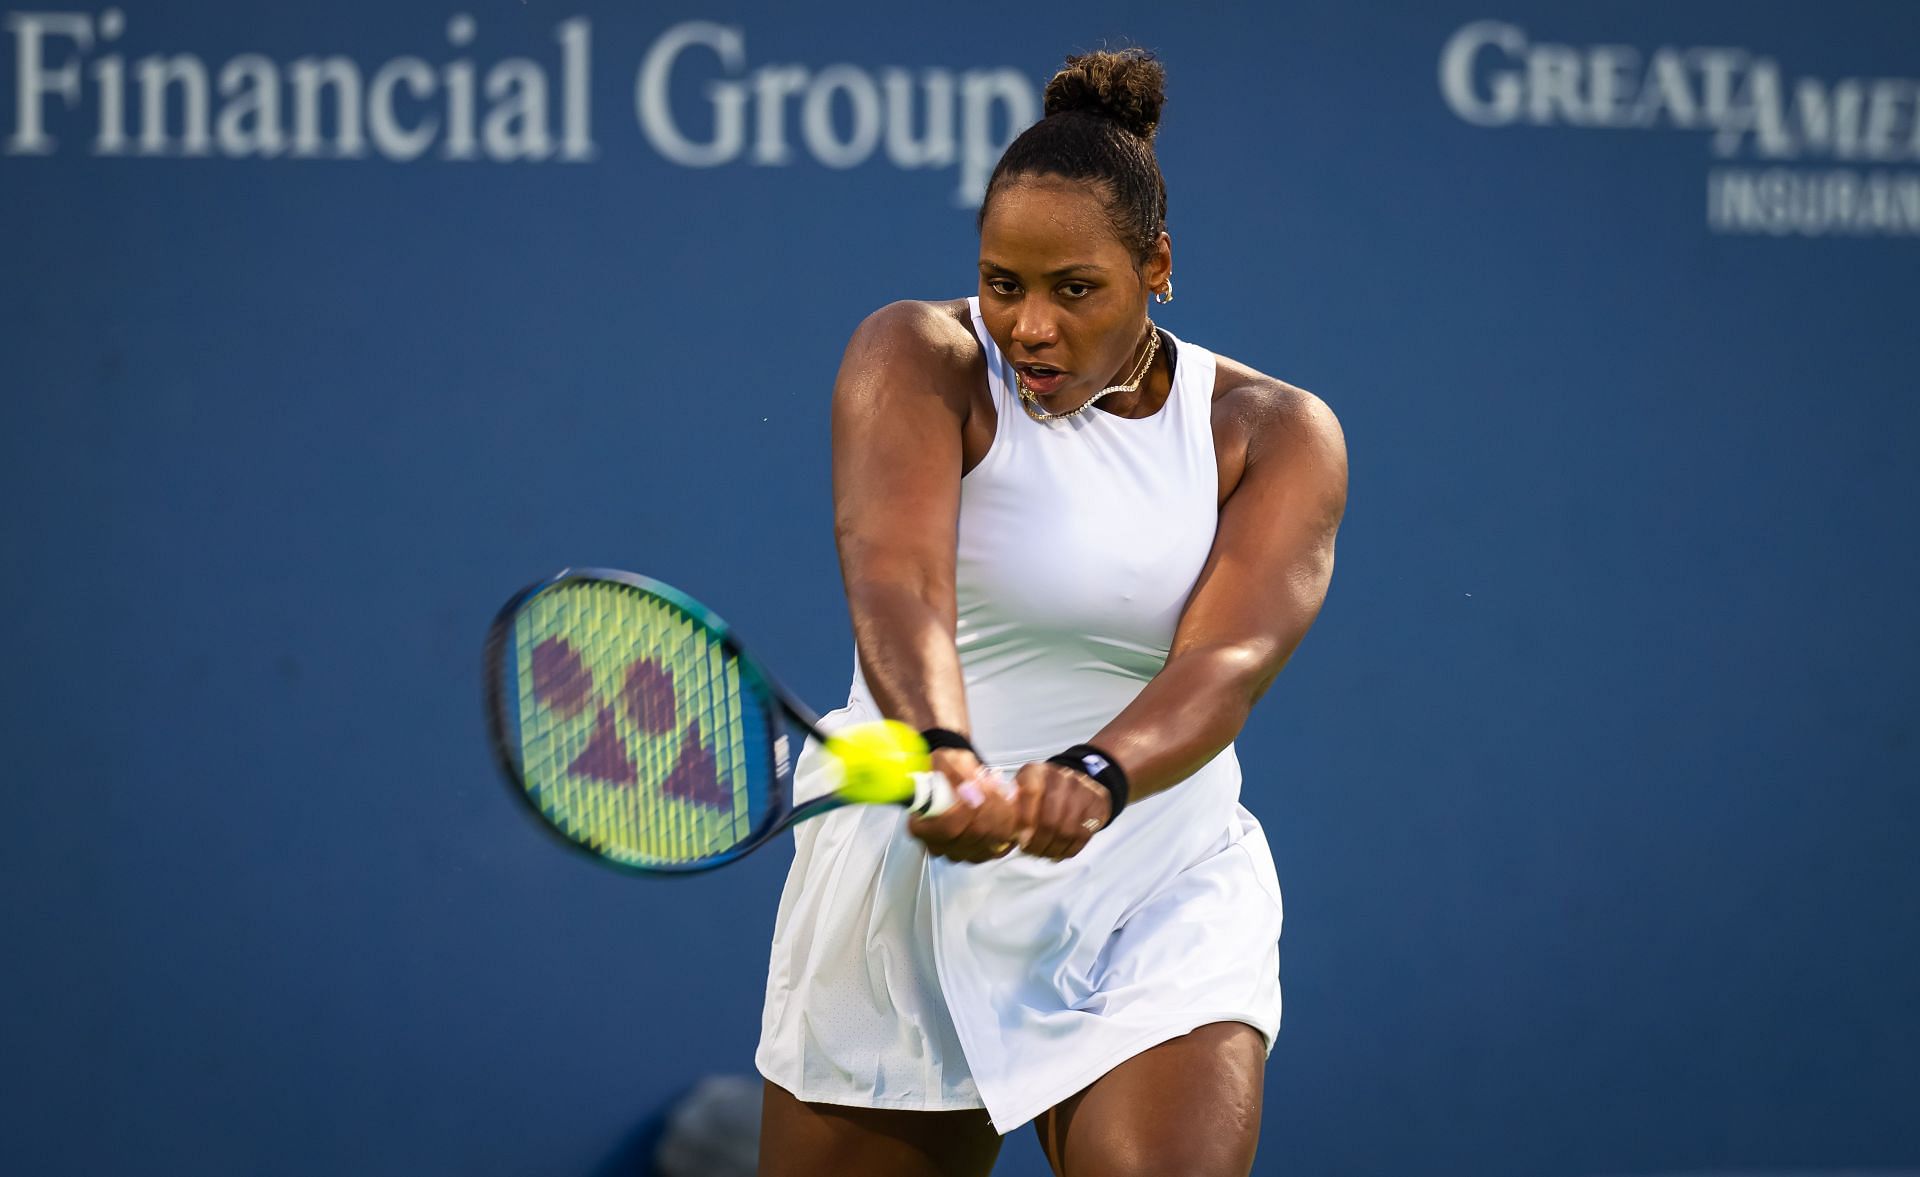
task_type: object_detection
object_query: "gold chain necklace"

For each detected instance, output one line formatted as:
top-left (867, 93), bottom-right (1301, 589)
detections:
top-left (1016, 319), bottom-right (1160, 423)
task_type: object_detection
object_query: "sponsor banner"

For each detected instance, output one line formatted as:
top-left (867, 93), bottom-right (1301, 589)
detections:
top-left (3, 9), bottom-right (1040, 204)
top-left (1439, 19), bottom-right (1920, 236)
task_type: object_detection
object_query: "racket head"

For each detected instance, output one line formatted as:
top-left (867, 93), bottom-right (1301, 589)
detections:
top-left (484, 568), bottom-right (808, 874)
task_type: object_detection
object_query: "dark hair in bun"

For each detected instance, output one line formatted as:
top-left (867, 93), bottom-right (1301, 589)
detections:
top-left (980, 49), bottom-right (1169, 261)
top-left (1042, 47), bottom-right (1165, 141)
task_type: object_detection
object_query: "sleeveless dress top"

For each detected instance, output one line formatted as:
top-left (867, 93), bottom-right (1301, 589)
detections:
top-left (756, 298), bottom-right (1283, 1133)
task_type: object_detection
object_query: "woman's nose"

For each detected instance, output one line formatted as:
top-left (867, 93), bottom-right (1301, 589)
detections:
top-left (1010, 300), bottom-right (1057, 348)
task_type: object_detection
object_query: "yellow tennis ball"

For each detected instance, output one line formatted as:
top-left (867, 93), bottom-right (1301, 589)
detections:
top-left (826, 720), bottom-right (932, 803)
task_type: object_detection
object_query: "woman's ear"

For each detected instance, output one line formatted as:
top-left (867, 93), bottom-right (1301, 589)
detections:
top-left (1145, 231), bottom-right (1173, 297)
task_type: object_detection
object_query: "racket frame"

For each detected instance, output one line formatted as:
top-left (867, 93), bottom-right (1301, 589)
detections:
top-left (484, 566), bottom-right (869, 876)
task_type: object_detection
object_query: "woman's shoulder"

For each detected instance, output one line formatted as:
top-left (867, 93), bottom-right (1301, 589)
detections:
top-left (848, 298), bottom-right (983, 374)
top-left (1206, 350), bottom-right (1343, 497)
top-left (832, 299), bottom-right (988, 424)
top-left (1208, 350), bottom-right (1338, 438)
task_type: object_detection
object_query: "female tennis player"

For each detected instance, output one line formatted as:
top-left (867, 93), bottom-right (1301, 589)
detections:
top-left (756, 48), bottom-right (1346, 1177)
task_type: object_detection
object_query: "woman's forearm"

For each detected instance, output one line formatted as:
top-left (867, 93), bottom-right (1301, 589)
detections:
top-left (1091, 644), bottom-right (1274, 801)
top-left (845, 577), bottom-right (971, 735)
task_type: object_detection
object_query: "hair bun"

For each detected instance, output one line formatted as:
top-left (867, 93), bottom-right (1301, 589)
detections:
top-left (1042, 49), bottom-right (1166, 142)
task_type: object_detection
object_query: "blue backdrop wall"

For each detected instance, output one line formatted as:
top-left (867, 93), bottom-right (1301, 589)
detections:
top-left (3, 2), bottom-right (1917, 1175)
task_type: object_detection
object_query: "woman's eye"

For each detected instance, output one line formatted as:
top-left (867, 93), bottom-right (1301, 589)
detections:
top-left (1061, 282), bottom-right (1092, 298)
top-left (988, 279), bottom-right (1019, 295)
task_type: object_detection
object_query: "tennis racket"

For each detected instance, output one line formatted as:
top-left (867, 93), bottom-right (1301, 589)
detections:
top-left (484, 567), bottom-right (956, 874)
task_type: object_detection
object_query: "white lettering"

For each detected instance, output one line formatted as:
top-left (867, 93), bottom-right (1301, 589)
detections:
top-left (750, 65), bottom-right (807, 165)
top-left (958, 68), bottom-right (1034, 206)
top-left (1708, 167), bottom-right (1920, 235)
top-left (1719, 69), bottom-right (1868, 161)
top-left (802, 65), bottom-right (881, 168)
top-left (6, 10), bottom-right (92, 154)
top-left (367, 57), bottom-right (436, 161)
top-left (637, 21), bottom-right (746, 167)
top-left (89, 52), bottom-right (124, 154)
top-left (1438, 20), bottom-right (1526, 127)
top-left (1632, 49), bottom-right (1699, 127)
top-left (442, 14), bottom-right (476, 160)
top-left (289, 57), bottom-right (364, 158)
top-left (1797, 79), bottom-right (1863, 160)
top-left (1439, 26), bottom-right (1916, 166)
top-left (89, 7), bottom-right (124, 152)
top-left (1, 13), bottom-right (1036, 205)
top-left (216, 54), bottom-right (283, 157)
top-left (883, 68), bottom-right (954, 167)
top-left (1691, 48), bottom-right (1750, 126)
top-left (556, 17), bottom-right (592, 161)
top-left (1587, 46), bottom-right (1639, 127)
top-left (483, 59), bottom-right (550, 160)
top-left (1712, 58), bottom-right (1778, 158)
top-left (1862, 80), bottom-right (1914, 161)
top-left (135, 53), bottom-right (210, 155)
top-left (1525, 43), bottom-right (1585, 125)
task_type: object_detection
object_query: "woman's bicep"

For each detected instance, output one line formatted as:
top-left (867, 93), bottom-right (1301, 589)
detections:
top-left (1171, 386), bottom-right (1348, 689)
top-left (830, 304), bottom-right (970, 599)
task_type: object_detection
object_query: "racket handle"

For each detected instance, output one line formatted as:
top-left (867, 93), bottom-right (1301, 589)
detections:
top-left (909, 771), bottom-right (956, 818)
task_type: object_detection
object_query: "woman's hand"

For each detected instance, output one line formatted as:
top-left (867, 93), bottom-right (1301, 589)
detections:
top-left (1011, 761), bottom-right (1114, 861)
top-left (905, 748), bottom-right (1023, 864)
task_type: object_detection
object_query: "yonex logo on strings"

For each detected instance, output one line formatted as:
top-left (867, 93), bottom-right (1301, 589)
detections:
top-left (530, 635), bottom-right (733, 808)
top-left (2, 11), bottom-right (1037, 206)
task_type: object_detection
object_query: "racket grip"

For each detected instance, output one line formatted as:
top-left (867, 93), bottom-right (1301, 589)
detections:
top-left (909, 771), bottom-right (956, 818)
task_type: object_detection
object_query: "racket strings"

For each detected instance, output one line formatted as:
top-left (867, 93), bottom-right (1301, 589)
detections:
top-left (509, 581), bottom-right (768, 867)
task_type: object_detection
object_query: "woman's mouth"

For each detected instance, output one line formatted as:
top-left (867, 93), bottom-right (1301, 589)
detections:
top-left (1016, 364), bottom-right (1068, 396)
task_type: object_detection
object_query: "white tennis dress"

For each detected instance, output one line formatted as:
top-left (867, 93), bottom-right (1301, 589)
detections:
top-left (756, 298), bottom-right (1284, 1133)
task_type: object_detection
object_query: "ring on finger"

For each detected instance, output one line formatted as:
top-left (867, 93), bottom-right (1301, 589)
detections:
top-left (1080, 818), bottom-right (1102, 832)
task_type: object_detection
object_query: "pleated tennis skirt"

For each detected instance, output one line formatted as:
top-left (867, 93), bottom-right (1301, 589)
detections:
top-left (755, 704), bottom-right (1284, 1134)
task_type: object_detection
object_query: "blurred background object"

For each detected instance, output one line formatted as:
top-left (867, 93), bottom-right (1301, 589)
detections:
top-left (652, 1075), bottom-right (761, 1177)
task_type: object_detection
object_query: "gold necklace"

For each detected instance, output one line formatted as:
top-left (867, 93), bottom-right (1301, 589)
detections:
top-left (1016, 320), bottom-right (1160, 423)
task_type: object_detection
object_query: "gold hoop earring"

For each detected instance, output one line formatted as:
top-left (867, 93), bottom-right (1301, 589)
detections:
top-left (1154, 277), bottom-right (1173, 305)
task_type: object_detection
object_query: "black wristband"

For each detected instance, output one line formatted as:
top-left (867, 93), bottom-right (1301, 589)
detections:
top-left (920, 727), bottom-right (977, 757)
top-left (1047, 743), bottom-right (1130, 820)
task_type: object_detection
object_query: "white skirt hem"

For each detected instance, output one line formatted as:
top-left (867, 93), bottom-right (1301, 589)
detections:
top-left (986, 1013), bottom-right (1275, 1133)
top-left (757, 1070), bottom-right (987, 1114)
top-left (757, 1012), bottom-right (1277, 1134)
